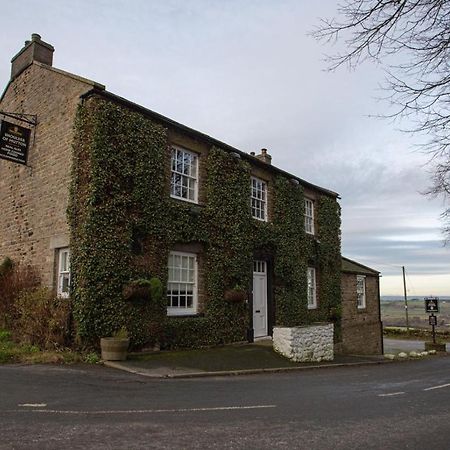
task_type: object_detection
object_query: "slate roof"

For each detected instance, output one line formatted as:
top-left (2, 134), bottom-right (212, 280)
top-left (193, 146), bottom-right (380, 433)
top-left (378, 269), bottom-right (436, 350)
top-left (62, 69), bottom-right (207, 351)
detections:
top-left (342, 256), bottom-right (380, 276)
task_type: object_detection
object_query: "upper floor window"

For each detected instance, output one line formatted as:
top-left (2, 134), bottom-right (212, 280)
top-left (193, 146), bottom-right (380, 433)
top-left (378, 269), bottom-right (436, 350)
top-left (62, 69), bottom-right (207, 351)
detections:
top-left (304, 198), bottom-right (314, 234)
top-left (251, 177), bottom-right (267, 221)
top-left (357, 275), bottom-right (366, 309)
top-left (171, 146), bottom-right (198, 203)
top-left (167, 251), bottom-right (198, 316)
top-left (307, 267), bottom-right (317, 309)
top-left (58, 248), bottom-right (70, 298)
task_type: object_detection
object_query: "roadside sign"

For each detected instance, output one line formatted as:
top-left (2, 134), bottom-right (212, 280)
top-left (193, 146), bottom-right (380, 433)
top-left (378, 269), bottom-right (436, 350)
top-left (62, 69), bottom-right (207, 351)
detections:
top-left (429, 315), bottom-right (437, 326)
top-left (424, 297), bottom-right (439, 313)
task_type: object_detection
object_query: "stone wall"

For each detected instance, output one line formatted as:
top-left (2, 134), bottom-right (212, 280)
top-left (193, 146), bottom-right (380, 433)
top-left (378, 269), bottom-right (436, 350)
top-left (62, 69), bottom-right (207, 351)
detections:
top-left (0, 62), bottom-right (95, 289)
top-left (273, 323), bottom-right (334, 362)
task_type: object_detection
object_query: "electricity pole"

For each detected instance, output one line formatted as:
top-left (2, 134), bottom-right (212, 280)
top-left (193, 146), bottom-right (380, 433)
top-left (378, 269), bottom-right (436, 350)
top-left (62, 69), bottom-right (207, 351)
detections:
top-left (402, 266), bottom-right (409, 334)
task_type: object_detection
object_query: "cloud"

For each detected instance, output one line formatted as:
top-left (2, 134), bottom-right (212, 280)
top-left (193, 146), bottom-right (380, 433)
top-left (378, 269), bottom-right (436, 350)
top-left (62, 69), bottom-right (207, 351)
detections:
top-left (0, 0), bottom-right (448, 295)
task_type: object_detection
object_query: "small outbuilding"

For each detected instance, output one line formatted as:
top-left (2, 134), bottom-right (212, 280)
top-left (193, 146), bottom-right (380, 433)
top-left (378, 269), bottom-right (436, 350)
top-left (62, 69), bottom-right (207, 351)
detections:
top-left (340, 257), bottom-right (383, 355)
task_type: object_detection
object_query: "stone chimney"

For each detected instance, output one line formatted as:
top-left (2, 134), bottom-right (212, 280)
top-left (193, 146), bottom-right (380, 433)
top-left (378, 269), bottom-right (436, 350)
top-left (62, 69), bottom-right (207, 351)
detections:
top-left (255, 148), bottom-right (272, 165)
top-left (11, 34), bottom-right (54, 80)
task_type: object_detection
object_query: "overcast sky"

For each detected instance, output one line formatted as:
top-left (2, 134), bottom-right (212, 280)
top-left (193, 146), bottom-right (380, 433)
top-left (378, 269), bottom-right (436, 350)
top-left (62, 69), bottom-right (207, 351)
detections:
top-left (1, 0), bottom-right (448, 296)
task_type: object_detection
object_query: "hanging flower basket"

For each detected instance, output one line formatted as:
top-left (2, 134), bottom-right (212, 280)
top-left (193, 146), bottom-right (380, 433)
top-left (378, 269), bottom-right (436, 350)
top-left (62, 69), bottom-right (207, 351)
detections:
top-left (122, 282), bottom-right (151, 302)
top-left (224, 289), bottom-right (248, 303)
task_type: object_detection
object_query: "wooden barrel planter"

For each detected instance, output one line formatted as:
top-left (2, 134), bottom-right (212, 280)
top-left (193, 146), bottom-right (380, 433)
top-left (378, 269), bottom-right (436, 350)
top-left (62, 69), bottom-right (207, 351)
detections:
top-left (100, 337), bottom-right (130, 361)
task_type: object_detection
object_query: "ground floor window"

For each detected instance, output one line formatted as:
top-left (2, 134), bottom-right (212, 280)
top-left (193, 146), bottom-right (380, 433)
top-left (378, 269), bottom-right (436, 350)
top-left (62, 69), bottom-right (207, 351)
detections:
top-left (167, 251), bottom-right (197, 316)
top-left (57, 248), bottom-right (70, 298)
top-left (307, 267), bottom-right (317, 309)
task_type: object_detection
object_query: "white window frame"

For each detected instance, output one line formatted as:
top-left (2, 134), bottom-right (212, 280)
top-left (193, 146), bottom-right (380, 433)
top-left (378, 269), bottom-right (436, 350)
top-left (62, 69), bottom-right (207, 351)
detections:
top-left (167, 251), bottom-right (198, 316)
top-left (304, 198), bottom-right (315, 235)
top-left (307, 267), bottom-right (317, 309)
top-left (170, 145), bottom-right (199, 203)
top-left (251, 177), bottom-right (268, 221)
top-left (57, 248), bottom-right (70, 298)
top-left (357, 275), bottom-right (366, 309)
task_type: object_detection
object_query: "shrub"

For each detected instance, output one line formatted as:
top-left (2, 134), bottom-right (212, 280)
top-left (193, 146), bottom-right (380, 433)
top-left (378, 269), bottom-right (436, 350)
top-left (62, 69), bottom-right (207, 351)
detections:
top-left (83, 352), bottom-right (100, 364)
top-left (113, 326), bottom-right (128, 339)
top-left (0, 330), bottom-right (12, 342)
top-left (0, 262), bottom-right (40, 330)
top-left (14, 288), bottom-right (71, 349)
top-left (0, 257), bottom-right (13, 276)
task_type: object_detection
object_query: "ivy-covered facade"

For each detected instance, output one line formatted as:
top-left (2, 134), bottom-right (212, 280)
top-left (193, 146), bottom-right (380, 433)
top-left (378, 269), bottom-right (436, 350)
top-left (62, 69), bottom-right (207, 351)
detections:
top-left (1, 35), bottom-right (372, 353)
top-left (68, 90), bottom-right (342, 349)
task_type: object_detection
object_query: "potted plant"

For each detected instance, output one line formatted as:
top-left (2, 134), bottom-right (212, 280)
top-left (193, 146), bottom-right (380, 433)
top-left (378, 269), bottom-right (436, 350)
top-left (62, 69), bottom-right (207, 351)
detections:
top-left (100, 326), bottom-right (130, 361)
top-left (224, 285), bottom-right (248, 303)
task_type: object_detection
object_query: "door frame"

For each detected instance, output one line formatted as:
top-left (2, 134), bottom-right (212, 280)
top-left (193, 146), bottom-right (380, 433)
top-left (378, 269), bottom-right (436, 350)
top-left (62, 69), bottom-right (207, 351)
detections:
top-left (248, 254), bottom-right (274, 342)
top-left (252, 260), bottom-right (268, 339)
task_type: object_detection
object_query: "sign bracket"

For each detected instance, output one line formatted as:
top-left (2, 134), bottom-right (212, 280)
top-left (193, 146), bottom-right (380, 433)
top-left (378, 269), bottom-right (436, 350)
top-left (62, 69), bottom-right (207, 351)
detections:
top-left (0, 111), bottom-right (37, 127)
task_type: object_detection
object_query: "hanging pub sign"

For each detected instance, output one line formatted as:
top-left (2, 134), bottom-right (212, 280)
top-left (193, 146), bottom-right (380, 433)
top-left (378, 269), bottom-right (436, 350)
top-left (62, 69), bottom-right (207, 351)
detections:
top-left (0, 120), bottom-right (31, 165)
top-left (424, 297), bottom-right (439, 313)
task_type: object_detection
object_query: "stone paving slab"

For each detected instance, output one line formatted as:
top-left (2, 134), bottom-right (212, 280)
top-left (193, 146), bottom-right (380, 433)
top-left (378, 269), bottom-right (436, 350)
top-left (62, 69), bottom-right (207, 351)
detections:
top-left (103, 344), bottom-right (387, 379)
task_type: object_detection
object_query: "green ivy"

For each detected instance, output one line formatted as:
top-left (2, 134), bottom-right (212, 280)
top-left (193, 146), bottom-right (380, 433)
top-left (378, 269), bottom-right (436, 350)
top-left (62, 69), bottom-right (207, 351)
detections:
top-left (69, 96), bottom-right (342, 349)
top-left (69, 98), bottom-right (168, 347)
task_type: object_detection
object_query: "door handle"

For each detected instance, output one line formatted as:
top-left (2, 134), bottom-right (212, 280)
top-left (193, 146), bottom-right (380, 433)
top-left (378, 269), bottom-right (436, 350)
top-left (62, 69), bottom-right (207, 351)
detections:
top-left (255, 310), bottom-right (260, 313)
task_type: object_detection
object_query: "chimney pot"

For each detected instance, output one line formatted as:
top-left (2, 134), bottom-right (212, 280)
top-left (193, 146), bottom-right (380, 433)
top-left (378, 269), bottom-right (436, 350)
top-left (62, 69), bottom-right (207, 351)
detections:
top-left (255, 148), bottom-right (272, 165)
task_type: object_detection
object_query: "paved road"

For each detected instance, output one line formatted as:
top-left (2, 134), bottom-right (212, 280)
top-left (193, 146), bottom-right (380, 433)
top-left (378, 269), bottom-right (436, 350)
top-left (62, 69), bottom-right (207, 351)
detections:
top-left (1, 358), bottom-right (450, 449)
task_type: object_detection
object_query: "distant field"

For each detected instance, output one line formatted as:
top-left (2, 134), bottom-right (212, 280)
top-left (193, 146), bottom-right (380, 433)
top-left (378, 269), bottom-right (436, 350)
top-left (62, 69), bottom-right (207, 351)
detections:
top-left (381, 299), bottom-right (450, 329)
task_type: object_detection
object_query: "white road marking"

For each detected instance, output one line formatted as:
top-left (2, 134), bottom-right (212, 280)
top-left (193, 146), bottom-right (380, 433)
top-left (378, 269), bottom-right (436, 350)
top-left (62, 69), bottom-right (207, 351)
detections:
top-left (18, 403), bottom-right (47, 408)
top-left (8, 404), bottom-right (276, 415)
top-left (378, 392), bottom-right (405, 397)
top-left (423, 383), bottom-right (450, 391)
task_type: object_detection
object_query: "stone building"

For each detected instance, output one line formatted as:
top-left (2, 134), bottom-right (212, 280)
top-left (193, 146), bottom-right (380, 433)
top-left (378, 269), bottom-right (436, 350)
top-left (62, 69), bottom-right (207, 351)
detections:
top-left (341, 257), bottom-right (383, 355)
top-left (0, 35), bottom-right (381, 353)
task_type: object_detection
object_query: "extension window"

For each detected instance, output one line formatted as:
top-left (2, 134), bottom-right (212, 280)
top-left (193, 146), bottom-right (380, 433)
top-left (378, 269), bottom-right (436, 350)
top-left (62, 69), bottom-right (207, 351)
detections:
top-left (307, 267), bottom-right (317, 309)
top-left (357, 275), bottom-right (366, 309)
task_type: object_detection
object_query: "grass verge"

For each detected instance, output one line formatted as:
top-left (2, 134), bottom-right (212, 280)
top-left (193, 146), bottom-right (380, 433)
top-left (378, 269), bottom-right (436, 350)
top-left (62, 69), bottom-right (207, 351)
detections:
top-left (384, 326), bottom-right (450, 342)
top-left (0, 330), bottom-right (100, 364)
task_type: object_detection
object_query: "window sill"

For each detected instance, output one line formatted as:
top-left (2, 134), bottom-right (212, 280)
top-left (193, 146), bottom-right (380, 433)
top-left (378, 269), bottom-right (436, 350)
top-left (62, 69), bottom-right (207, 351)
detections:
top-left (170, 194), bottom-right (199, 205)
top-left (167, 312), bottom-right (202, 318)
top-left (252, 216), bottom-right (268, 223)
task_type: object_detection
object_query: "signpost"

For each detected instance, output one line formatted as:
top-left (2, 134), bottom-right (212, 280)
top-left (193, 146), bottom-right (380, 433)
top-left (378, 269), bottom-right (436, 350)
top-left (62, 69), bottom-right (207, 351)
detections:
top-left (0, 120), bottom-right (31, 165)
top-left (424, 297), bottom-right (439, 344)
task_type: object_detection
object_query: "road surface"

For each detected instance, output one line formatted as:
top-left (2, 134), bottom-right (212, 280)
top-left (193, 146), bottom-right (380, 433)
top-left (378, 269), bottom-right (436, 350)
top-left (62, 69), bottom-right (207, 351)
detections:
top-left (1, 357), bottom-right (449, 449)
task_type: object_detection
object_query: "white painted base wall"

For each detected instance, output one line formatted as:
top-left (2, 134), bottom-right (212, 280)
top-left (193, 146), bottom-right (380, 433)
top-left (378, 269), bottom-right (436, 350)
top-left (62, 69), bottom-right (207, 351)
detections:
top-left (273, 324), bottom-right (334, 362)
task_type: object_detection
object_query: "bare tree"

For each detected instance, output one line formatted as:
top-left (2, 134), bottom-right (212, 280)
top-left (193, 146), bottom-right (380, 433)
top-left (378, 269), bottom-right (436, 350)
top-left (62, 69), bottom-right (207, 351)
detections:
top-left (313, 0), bottom-right (450, 240)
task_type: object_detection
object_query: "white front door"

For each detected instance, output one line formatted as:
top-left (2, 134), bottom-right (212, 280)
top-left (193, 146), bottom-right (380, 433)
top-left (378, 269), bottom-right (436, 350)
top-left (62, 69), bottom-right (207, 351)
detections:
top-left (253, 260), bottom-right (268, 338)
